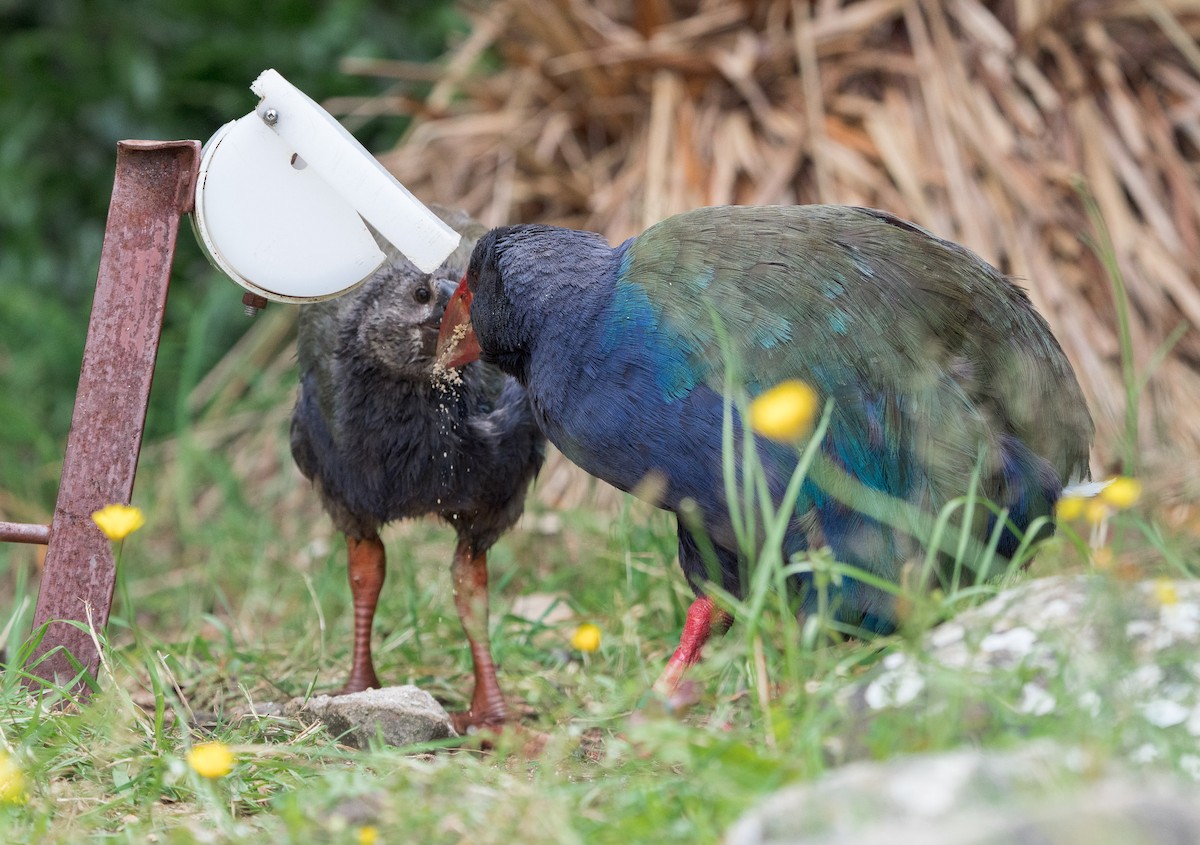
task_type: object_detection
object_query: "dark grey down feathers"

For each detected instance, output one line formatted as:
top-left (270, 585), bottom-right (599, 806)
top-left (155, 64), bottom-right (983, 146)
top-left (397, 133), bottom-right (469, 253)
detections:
top-left (290, 207), bottom-right (545, 552)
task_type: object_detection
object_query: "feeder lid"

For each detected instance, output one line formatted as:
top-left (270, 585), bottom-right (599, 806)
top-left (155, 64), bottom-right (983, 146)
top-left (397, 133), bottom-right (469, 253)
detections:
top-left (192, 69), bottom-right (459, 303)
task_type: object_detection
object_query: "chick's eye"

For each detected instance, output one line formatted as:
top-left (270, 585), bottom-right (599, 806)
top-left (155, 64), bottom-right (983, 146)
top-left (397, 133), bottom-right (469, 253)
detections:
top-left (413, 286), bottom-right (431, 304)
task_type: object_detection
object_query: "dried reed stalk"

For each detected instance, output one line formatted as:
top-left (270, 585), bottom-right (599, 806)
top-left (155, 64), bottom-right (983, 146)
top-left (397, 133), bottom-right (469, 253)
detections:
top-left (343, 0), bottom-right (1200, 508)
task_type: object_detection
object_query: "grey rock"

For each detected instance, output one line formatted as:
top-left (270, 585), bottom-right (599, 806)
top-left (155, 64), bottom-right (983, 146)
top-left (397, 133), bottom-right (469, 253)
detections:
top-left (289, 685), bottom-right (457, 748)
top-left (836, 576), bottom-right (1200, 763)
top-left (730, 578), bottom-right (1200, 844)
top-left (727, 742), bottom-right (1200, 845)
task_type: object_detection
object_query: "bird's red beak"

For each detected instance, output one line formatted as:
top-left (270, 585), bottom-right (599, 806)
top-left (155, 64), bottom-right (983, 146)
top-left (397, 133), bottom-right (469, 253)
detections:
top-left (435, 275), bottom-right (482, 369)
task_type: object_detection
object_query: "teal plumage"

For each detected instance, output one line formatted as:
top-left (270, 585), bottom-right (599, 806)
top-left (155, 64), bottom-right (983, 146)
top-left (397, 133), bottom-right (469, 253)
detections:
top-left (437, 204), bottom-right (1094, 688)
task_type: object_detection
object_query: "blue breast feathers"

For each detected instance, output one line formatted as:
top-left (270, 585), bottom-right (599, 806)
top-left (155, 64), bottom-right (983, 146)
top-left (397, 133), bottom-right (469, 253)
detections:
top-left (601, 268), bottom-right (698, 402)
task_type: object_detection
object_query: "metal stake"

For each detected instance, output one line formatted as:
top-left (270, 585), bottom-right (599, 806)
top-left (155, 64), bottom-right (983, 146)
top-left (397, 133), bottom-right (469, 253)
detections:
top-left (18, 140), bottom-right (200, 692)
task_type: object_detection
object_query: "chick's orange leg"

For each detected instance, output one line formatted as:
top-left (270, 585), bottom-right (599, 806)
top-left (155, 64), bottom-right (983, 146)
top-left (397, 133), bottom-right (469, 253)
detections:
top-left (338, 535), bottom-right (386, 694)
top-left (652, 595), bottom-right (733, 695)
top-left (450, 542), bottom-right (508, 732)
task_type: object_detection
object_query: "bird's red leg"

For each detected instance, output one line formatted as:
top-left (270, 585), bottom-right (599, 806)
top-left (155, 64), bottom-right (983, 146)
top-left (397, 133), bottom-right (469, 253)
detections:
top-left (652, 595), bottom-right (733, 695)
top-left (450, 541), bottom-right (508, 732)
top-left (338, 535), bottom-right (385, 694)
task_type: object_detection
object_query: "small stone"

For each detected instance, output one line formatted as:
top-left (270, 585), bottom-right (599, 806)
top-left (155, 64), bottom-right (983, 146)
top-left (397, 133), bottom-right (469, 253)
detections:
top-left (289, 685), bottom-right (456, 749)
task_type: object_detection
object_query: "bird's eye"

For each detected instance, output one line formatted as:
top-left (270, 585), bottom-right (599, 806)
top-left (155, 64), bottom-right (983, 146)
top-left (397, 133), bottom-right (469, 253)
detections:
top-left (414, 286), bottom-right (431, 304)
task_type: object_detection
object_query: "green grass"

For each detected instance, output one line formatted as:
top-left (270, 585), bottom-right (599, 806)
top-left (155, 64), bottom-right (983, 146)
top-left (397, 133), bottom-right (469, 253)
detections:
top-left (1, 419), bottom-right (1197, 843)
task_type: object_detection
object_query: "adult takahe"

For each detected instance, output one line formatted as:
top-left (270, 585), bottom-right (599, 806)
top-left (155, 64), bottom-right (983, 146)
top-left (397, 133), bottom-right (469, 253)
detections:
top-left (436, 204), bottom-right (1093, 693)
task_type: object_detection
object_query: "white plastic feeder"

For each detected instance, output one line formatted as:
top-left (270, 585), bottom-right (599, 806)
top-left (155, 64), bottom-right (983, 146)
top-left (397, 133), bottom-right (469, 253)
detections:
top-left (192, 68), bottom-right (459, 303)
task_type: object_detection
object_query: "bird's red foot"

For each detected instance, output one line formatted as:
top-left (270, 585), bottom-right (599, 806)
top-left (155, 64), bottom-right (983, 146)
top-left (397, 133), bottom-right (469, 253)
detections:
top-left (449, 542), bottom-right (511, 737)
top-left (449, 704), bottom-right (509, 736)
top-left (652, 595), bottom-right (732, 695)
top-left (449, 679), bottom-right (510, 735)
top-left (334, 667), bottom-right (381, 696)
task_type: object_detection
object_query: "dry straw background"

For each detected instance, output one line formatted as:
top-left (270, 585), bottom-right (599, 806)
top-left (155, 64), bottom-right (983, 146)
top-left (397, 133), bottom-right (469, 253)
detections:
top-left (189, 0), bottom-right (1200, 522)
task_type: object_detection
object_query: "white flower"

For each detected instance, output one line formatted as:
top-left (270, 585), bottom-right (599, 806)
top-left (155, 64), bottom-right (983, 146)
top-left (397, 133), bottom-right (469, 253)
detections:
top-left (1124, 664), bottom-right (1164, 695)
top-left (864, 661), bottom-right (926, 709)
top-left (1160, 602), bottom-right (1200, 640)
top-left (1128, 602), bottom-right (1200, 650)
top-left (1017, 683), bottom-right (1056, 716)
top-left (882, 652), bottom-right (910, 670)
top-left (1140, 699), bottom-right (1190, 728)
top-left (1186, 703), bottom-right (1200, 738)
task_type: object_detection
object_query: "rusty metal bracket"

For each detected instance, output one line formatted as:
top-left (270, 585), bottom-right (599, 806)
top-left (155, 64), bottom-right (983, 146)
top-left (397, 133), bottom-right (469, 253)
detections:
top-left (0, 522), bottom-right (51, 545)
top-left (9, 140), bottom-right (201, 692)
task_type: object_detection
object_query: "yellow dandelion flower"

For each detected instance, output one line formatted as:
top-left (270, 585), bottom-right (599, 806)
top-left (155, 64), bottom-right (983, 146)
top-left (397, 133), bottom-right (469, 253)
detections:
top-left (357, 826), bottom-right (380, 845)
top-left (747, 381), bottom-right (819, 443)
top-left (0, 751), bottom-right (26, 805)
top-left (1153, 578), bottom-right (1178, 606)
top-left (91, 503), bottom-right (145, 541)
top-left (1055, 496), bottom-right (1085, 521)
top-left (1083, 499), bottom-right (1109, 525)
top-left (570, 623), bottom-right (601, 653)
top-left (1100, 476), bottom-right (1142, 510)
top-left (187, 741), bottom-right (234, 779)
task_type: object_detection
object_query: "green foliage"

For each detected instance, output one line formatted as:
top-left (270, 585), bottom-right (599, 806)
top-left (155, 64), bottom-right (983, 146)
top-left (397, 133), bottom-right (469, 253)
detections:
top-left (0, 467), bottom-right (1195, 843)
top-left (0, 0), bottom-right (465, 506)
top-left (0, 307), bottom-right (1195, 840)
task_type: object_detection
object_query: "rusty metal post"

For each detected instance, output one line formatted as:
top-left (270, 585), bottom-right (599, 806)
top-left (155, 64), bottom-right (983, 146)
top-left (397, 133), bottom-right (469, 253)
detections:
top-left (27, 140), bottom-right (200, 691)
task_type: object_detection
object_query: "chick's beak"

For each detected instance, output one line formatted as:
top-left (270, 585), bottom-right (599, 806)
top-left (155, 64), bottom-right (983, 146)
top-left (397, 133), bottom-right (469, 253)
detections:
top-left (435, 275), bottom-right (482, 369)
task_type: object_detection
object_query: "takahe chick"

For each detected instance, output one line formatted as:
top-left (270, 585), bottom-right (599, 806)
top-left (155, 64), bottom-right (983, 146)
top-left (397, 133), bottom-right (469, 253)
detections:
top-left (436, 205), bottom-right (1093, 693)
top-left (290, 207), bottom-right (545, 729)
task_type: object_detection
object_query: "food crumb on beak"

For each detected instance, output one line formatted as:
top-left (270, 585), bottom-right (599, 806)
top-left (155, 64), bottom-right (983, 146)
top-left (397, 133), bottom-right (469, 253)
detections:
top-left (431, 323), bottom-right (470, 386)
top-left (435, 275), bottom-right (483, 370)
